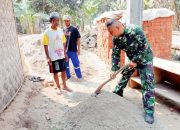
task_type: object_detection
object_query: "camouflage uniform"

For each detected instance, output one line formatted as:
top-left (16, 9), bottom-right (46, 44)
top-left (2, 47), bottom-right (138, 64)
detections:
top-left (112, 25), bottom-right (155, 115)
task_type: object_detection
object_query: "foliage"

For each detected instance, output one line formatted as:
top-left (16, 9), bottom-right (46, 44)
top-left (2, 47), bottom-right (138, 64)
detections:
top-left (13, 0), bottom-right (180, 33)
top-left (153, 0), bottom-right (180, 30)
top-left (110, 0), bottom-right (126, 10)
top-left (13, 0), bottom-right (35, 33)
top-left (144, 0), bottom-right (154, 9)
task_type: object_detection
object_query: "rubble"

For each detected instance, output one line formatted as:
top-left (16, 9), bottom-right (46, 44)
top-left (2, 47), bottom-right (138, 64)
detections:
top-left (81, 28), bottom-right (97, 50)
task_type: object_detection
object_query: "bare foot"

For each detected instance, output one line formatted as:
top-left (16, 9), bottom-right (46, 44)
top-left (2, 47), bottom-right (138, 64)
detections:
top-left (95, 90), bottom-right (101, 95)
top-left (63, 87), bottom-right (72, 92)
top-left (56, 88), bottom-right (63, 95)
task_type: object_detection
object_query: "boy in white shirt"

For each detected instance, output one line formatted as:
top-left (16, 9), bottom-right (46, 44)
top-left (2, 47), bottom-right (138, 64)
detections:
top-left (42, 12), bottom-right (71, 94)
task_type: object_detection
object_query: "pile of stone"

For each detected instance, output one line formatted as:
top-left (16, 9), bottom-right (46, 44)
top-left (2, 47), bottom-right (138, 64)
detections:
top-left (81, 28), bottom-right (97, 50)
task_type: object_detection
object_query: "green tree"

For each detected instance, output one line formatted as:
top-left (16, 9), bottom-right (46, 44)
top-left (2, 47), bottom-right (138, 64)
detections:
top-left (80, 0), bottom-right (101, 29)
top-left (144, 0), bottom-right (154, 9)
top-left (13, 0), bottom-right (35, 33)
top-left (173, 0), bottom-right (180, 30)
top-left (110, 0), bottom-right (126, 10)
top-left (154, 0), bottom-right (180, 30)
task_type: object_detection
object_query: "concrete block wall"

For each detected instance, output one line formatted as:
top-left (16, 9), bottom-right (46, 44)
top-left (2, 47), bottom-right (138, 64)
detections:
top-left (0, 0), bottom-right (24, 112)
top-left (96, 13), bottom-right (173, 66)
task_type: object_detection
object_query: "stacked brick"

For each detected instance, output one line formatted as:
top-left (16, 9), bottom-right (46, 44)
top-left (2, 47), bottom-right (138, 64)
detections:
top-left (143, 16), bottom-right (173, 60)
top-left (96, 18), bottom-right (113, 65)
top-left (96, 11), bottom-right (174, 66)
top-left (96, 18), bottom-right (128, 67)
top-left (0, 0), bottom-right (24, 113)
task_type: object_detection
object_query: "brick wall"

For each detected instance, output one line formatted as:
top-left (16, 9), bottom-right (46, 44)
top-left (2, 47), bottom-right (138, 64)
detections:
top-left (96, 16), bottom-right (173, 66)
top-left (96, 19), bottom-right (112, 65)
top-left (143, 16), bottom-right (173, 60)
top-left (0, 0), bottom-right (24, 112)
top-left (96, 18), bottom-right (129, 66)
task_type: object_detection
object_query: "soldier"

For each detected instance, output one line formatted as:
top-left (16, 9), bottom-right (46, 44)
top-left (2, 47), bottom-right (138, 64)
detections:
top-left (106, 19), bottom-right (155, 124)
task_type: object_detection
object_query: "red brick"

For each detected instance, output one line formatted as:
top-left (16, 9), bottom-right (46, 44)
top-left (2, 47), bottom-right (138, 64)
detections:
top-left (97, 15), bottom-right (173, 64)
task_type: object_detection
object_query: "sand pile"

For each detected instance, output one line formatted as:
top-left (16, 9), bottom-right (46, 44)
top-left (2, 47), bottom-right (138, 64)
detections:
top-left (60, 92), bottom-right (165, 130)
top-left (1, 35), bottom-right (179, 130)
top-left (18, 34), bottom-right (48, 76)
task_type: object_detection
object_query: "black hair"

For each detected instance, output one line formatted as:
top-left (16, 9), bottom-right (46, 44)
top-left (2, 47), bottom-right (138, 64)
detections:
top-left (106, 19), bottom-right (115, 27)
top-left (49, 17), bottom-right (59, 22)
top-left (49, 17), bottom-right (55, 22)
top-left (106, 19), bottom-right (121, 28)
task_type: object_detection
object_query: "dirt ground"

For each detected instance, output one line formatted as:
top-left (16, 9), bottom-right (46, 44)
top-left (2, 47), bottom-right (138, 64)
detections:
top-left (0, 35), bottom-right (180, 130)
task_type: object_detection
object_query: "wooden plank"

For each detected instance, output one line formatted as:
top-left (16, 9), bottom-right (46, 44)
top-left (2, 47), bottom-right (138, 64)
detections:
top-left (164, 71), bottom-right (180, 88)
top-left (130, 77), bottom-right (180, 105)
top-left (153, 67), bottom-right (165, 83)
top-left (129, 77), bottom-right (141, 88)
top-left (153, 57), bottom-right (180, 75)
top-left (155, 83), bottom-right (180, 105)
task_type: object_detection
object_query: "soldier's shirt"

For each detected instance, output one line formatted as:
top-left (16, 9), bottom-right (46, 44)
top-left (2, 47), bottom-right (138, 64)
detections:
top-left (111, 25), bottom-right (153, 71)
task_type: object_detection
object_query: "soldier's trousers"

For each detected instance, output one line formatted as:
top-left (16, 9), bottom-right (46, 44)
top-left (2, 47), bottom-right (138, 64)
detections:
top-left (113, 64), bottom-right (155, 114)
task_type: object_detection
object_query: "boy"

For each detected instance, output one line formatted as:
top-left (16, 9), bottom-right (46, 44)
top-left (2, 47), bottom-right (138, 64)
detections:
top-left (42, 12), bottom-right (71, 94)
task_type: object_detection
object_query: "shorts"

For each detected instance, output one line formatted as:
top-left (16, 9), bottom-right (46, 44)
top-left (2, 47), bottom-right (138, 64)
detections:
top-left (49, 59), bottom-right (66, 73)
